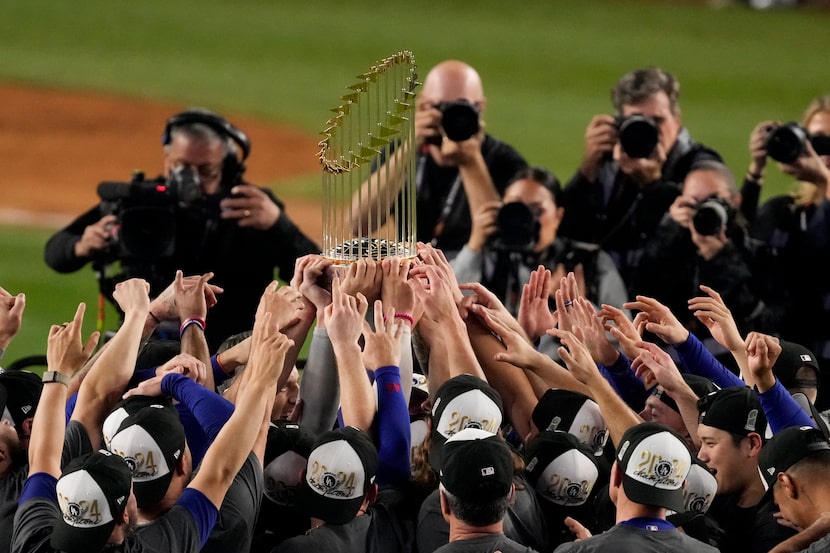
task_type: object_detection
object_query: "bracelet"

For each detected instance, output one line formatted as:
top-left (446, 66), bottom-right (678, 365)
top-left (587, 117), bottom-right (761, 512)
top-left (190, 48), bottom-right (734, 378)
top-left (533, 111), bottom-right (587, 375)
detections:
top-left (42, 370), bottom-right (71, 386)
top-left (393, 312), bottom-right (415, 326)
top-left (149, 311), bottom-right (161, 324)
top-left (179, 317), bottom-right (206, 339)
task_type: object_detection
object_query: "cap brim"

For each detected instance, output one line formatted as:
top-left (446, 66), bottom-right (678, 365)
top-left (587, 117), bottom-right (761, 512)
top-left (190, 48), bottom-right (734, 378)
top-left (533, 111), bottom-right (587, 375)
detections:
top-left (51, 518), bottom-right (115, 553)
top-left (294, 477), bottom-right (363, 525)
top-left (623, 476), bottom-right (686, 513)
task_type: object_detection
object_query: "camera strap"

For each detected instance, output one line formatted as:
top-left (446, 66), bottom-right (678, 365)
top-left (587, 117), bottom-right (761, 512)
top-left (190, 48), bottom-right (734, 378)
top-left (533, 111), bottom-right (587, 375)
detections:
top-left (430, 175), bottom-right (462, 246)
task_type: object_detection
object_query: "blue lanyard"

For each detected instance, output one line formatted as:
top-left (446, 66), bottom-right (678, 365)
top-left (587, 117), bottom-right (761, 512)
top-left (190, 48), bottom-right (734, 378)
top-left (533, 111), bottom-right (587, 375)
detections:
top-left (618, 517), bottom-right (675, 532)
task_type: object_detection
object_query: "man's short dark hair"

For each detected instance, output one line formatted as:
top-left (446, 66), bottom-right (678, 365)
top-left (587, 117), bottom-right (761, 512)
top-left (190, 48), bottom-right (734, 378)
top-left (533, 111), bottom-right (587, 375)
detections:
top-left (441, 486), bottom-right (511, 526)
top-left (612, 66), bottom-right (680, 116)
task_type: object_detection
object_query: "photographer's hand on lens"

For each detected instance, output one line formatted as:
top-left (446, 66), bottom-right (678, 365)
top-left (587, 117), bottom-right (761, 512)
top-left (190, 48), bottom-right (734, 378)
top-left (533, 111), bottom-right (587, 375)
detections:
top-left (466, 200), bottom-right (501, 252)
top-left (668, 194), bottom-right (700, 229)
top-left (748, 120), bottom-right (775, 180)
top-left (613, 140), bottom-right (666, 185)
top-left (219, 184), bottom-right (282, 230)
top-left (439, 124), bottom-right (486, 167)
top-left (414, 103), bottom-right (442, 149)
top-left (580, 114), bottom-right (618, 182)
top-left (74, 214), bottom-right (118, 258)
top-left (778, 139), bottom-right (830, 187)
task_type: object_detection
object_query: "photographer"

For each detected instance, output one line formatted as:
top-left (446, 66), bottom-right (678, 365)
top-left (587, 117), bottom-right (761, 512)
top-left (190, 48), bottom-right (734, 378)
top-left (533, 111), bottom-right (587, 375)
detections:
top-left (559, 66), bottom-right (722, 292)
top-left (630, 161), bottom-right (766, 371)
top-left (349, 59), bottom-right (527, 257)
top-left (747, 95), bottom-right (830, 408)
top-left (450, 166), bottom-right (629, 317)
top-left (44, 108), bottom-right (319, 350)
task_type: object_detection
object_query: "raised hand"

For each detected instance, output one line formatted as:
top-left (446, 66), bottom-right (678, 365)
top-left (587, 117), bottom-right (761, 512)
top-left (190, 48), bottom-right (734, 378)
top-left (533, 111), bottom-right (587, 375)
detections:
top-left (598, 304), bottom-right (646, 361)
top-left (325, 277), bottom-right (369, 347)
top-left (256, 280), bottom-right (305, 332)
top-left (623, 295), bottom-right (689, 346)
top-left (517, 265), bottom-right (557, 342)
top-left (631, 340), bottom-right (686, 393)
top-left (47, 302), bottom-right (99, 377)
top-left (339, 258), bottom-right (383, 305)
top-left (745, 331), bottom-right (780, 392)
top-left (688, 285), bottom-right (746, 355)
top-left (361, 301), bottom-right (404, 371)
top-left (113, 278), bottom-right (151, 316)
top-left (294, 254), bottom-right (334, 314)
top-left (149, 273), bottom-right (223, 321)
top-left (0, 286), bottom-right (25, 350)
top-left (381, 257), bottom-right (416, 327)
top-left (174, 270), bottom-right (211, 322)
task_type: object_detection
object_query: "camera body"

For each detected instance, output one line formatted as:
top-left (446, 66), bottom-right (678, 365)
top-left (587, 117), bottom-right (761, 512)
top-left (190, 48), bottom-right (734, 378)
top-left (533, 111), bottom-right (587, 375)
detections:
top-left (766, 122), bottom-right (830, 163)
top-left (97, 167), bottom-right (204, 261)
top-left (766, 122), bottom-right (809, 164)
top-left (615, 114), bottom-right (659, 159)
top-left (687, 196), bottom-right (732, 237)
top-left (491, 202), bottom-right (539, 252)
top-left (425, 100), bottom-right (480, 145)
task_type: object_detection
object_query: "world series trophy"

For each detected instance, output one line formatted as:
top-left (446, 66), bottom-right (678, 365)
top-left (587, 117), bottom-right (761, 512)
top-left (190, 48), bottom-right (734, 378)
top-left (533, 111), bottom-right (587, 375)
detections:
top-left (317, 50), bottom-right (419, 263)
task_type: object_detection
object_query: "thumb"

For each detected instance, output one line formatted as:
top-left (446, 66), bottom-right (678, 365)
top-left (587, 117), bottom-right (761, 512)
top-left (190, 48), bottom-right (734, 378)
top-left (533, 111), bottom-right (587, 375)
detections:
top-left (83, 332), bottom-right (101, 358)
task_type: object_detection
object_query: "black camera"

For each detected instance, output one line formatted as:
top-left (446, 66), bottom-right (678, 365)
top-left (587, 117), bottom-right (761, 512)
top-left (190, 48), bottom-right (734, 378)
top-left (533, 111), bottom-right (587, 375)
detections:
top-left (492, 202), bottom-right (539, 252)
top-left (766, 122), bottom-right (809, 164)
top-left (97, 166), bottom-right (202, 260)
top-left (690, 197), bottom-right (732, 237)
top-left (616, 114), bottom-right (659, 159)
top-left (426, 100), bottom-right (480, 145)
top-left (766, 123), bottom-right (830, 163)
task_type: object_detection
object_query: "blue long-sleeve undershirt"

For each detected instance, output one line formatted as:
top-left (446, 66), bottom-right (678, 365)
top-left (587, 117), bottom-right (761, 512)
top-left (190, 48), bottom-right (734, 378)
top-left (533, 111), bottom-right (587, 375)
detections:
top-left (670, 333), bottom-right (744, 389)
top-left (373, 365), bottom-right (411, 487)
top-left (598, 353), bottom-right (649, 412)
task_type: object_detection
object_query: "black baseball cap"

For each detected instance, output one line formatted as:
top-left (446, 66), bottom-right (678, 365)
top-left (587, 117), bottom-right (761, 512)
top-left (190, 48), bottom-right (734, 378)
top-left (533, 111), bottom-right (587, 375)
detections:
top-left (653, 374), bottom-right (720, 414)
top-left (263, 422), bottom-right (315, 507)
top-left (0, 370), bottom-right (42, 432)
top-left (697, 386), bottom-right (768, 440)
top-left (108, 404), bottom-right (186, 509)
top-left (295, 426), bottom-right (378, 525)
top-left (429, 374), bottom-right (503, 470)
top-left (615, 422), bottom-right (692, 512)
top-left (439, 428), bottom-right (514, 503)
top-left (524, 430), bottom-right (600, 506)
top-left (772, 340), bottom-right (821, 389)
top-left (758, 425), bottom-right (830, 494)
top-left (51, 450), bottom-right (133, 553)
top-left (531, 388), bottom-right (608, 456)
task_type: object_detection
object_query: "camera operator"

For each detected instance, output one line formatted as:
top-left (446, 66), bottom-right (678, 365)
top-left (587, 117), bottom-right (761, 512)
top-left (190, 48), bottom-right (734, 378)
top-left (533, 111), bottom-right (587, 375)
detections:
top-left (558, 66), bottom-right (722, 293)
top-left (349, 59), bottom-right (527, 257)
top-left (630, 161), bottom-right (767, 372)
top-left (747, 94), bottom-right (830, 409)
top-left (44, 108), bottom-right (320, 350)
top-left (450, 166), bottom-right (629, 317)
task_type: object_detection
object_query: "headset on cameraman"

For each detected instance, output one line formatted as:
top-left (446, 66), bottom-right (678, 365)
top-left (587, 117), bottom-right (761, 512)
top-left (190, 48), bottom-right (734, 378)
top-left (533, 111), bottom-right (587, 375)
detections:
top-left (161, 108), bottom-right (252, 190)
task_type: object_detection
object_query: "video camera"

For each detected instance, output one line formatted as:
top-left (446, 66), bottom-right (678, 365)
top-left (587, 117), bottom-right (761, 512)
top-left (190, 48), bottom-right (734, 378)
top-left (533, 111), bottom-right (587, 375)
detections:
top-left (425, 100), bottom-right (481, 145)
top-left (766, 122), bottom-right (830, 164)
top-left (97, 166), bottom-right (204, 261)
top-left (616, 114), bottom-right (659, 159)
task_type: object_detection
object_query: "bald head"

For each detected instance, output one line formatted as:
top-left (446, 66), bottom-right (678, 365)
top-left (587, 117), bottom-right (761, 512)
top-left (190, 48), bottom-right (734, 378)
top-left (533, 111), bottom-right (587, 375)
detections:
top-left (420, 60), bottom-right (486, 109)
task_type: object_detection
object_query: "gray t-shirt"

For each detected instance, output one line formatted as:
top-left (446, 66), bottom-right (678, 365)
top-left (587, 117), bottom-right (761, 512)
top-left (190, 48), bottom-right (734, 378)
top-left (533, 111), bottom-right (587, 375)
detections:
top-left (1, 420), bottom-right (91, 552)
top-left (797, 533), bottom-right (830, 553)
top-left (553, 523), bottom-right (719, 552)
top-left (434, 534), bottom-right (537, 553)
top-left (201, 452), bottom-right (263, 553)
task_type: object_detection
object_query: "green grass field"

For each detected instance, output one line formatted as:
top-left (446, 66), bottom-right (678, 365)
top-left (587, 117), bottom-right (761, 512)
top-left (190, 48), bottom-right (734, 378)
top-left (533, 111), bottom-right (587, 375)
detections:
top-left (1, 0), bottom-right (828, 364)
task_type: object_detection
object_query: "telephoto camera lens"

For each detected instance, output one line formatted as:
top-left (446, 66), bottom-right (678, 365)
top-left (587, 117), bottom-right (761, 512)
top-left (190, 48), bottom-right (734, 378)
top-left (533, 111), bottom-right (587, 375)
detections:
top-left (494, 202), bottom-right (538, 252)
top-left (692, 198), bottom-right (729, 237)
top-left (438, 100), bottom-right (480, 142)
top-left (617, 114), bottom-right (659, 159)
top-left (766, 122), bottom-right (808, 164)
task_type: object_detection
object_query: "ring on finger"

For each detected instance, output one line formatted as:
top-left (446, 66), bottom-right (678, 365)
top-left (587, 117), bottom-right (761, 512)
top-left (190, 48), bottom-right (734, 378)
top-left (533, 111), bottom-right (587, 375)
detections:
top-left (244, 209), bottom-right (251, 217)
top-left (563, 300), bottom-right (574, 308)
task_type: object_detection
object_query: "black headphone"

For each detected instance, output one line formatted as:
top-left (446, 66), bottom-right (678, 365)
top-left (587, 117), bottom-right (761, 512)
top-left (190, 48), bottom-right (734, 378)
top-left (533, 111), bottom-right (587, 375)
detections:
top-left (161, 108), bottom-right (251, 189)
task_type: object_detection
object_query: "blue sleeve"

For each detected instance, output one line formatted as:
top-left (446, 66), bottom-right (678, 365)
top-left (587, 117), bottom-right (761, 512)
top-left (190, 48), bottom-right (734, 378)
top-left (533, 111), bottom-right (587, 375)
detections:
top-left (129, 367), bottom-right (158, 388)
top-left (210, 355), bottom-right (232, 387)
top-left (175, 403), bottom-right (210, 469)
top-left (374, 365), bottom-right (411, 487)
top-left (598, 353), bottom-right (649, 412)
top-left (176, 487), bottom-right (219, 548)
top-left (161, 373), bottom-right (234, 442)
top-left (758, 380), bottom-right (815, 433)
top-left (65, 392), bottom-right (77, 425)
top-left (671, 333), bottom-right (744, 388)
top-left (20, 473), bottom-right (58, 503)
